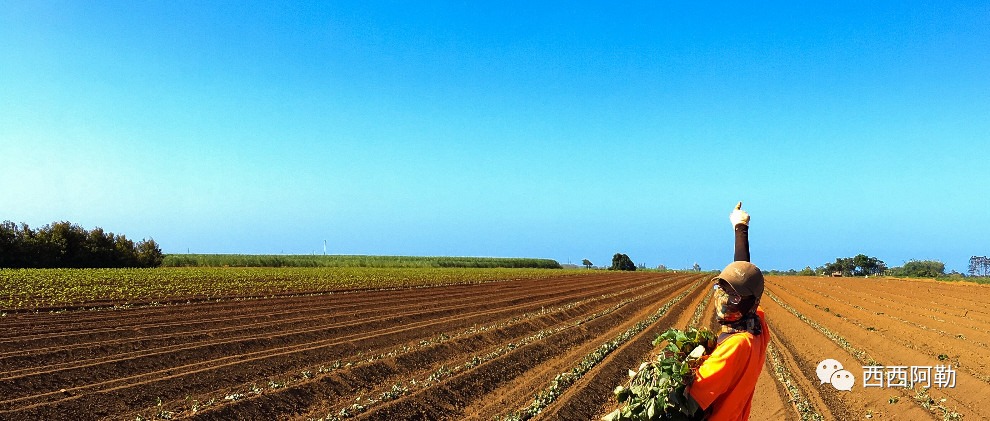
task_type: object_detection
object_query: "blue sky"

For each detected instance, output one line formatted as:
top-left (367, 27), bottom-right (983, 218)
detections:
top-left (2, 1), bottom-right (988, 272)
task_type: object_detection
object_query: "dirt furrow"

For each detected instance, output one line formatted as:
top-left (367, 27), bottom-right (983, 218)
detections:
top-left (766, 282), bottom-right (965, 419)
top-left (0, 274), bottom-right (631, 377)
top-left (759, 302), bottom-right (850, 421)
top-left (0, 273), bottom-right (669, 419)
top-left (768, 283), bottom-right (986, 419)
top-left (789, 277), bottom-right (990, 346)
top-left (0, 274), bottom-right (590, 346)
top-left (771, 278), bottom-right (990, 384)
top-left (1, 280), bottom-right (614, 404)
top-left (532, 276), bottom-right (709, 420)
top-left (461, 275), bottom-right (706, 420)
top-left (349, 275), bottom-right (700, 420)
top-left (192, 277), bottom-right (690, 421)
top-left (14, 272), bottom-right (981, 420)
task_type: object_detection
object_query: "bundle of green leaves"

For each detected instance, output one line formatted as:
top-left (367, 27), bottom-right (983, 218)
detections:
top-left (603, 327), bottom-right (717, 421)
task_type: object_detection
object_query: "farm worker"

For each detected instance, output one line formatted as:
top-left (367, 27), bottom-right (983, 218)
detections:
top-left (686, 202), bottom-right (770, 421)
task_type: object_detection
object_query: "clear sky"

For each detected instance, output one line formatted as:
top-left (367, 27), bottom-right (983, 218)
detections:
top-left (2, 1), bottom-right (988, 273)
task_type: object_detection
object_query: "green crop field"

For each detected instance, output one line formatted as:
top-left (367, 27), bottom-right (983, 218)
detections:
top-left (0, 266), bottom-right (588, 311)
top-left (161, 254), bottom-right (563, 269)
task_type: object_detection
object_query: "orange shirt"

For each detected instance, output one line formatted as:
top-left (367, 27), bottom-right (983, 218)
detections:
top-left (688, 307), bottom-right (770, 421)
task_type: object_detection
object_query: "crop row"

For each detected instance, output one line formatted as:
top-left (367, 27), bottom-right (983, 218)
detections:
top-left (765, 290), bottom-right (877, 365)
top-left (687, 283), bottom-right (714, 328)
top-left (765, 342), bottom-right (824, 421)
top-left (794, 293), bottom-right (990, 385)
top-left (326, 298), bottom-right (639, 421)
top-left (132, 279), bottom-right (663, 420)
top-left (4, 272), bottom-right (662, 420)
top-left (764, 289), bottom-right (964, 420)
top-left (162, 254), bottom-right (563, 269)
top-left (785, 281), bottom-right (990, 383)
top-left (0, 267), bottom-right (587, 310)
top-left (502, 278), bottom-right (703, 420)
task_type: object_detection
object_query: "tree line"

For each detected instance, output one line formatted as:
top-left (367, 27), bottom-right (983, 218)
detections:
top-left (818, 255), bottom-right (954, 278)
top-left (0, 221), bottom-right (164, 268)
top-left (817, 254), bottom-right (963, 278)
top-left (592, 251), bottom-right (968, 279)
top-left (819, 254), bottom-right (888, 276)
top-left (969, 256), bottom-right (990, 277)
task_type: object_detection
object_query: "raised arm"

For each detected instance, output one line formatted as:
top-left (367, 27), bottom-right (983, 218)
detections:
top-left (730, 202), bottom-right (750, 262)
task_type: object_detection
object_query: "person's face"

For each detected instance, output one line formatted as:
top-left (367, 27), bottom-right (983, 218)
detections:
top-left (713, 279), bottom-right (743, 323)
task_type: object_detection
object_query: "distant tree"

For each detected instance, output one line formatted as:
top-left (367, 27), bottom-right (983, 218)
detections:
top-left (822, 259), bottom-right (844, 276)
top-left (582, 259), bottom-right (593, 269)
top-left (822, 254), bottom-right (885, 276)
top-left (692, 262), bottom-right (701, 272)
top-left (0, 221), bottom-right (18, 267)
top-left (798, 266), bottom-right (815, 276)
top-left (610, 253), bottom-right (636, 271)
top-left (890, 260), bottom-right (945, 278)
top-left (851, 254), bottom-right (887, 276)
top-left (657, 264), bottom-right (667, 271)
top-left (114, 234), bottom-right (139, 267)
top-left (86, 227), bottom-right (116, 266)
top-left (0, 220), bottom-right (163, 268)
top-left (136, 238), bottom-right (165, 268)
top-left (969, 256), bottom-right (990, 277)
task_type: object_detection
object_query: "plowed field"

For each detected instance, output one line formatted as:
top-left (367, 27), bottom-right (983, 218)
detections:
top-left (757, 276), bottom-right (989, 421)
top-left (2, 273), bottom-right (987, 420)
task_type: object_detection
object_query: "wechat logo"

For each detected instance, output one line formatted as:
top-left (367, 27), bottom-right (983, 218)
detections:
top-left (817, 358), bottom-right (855, 391)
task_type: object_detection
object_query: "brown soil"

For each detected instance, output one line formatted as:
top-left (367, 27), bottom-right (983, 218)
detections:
top-left (764, 276), bottom-right (988, 420)
top-left (0, 272), bottom-right (695, 420)
top-left (3, 273), bottom-right (985, 420)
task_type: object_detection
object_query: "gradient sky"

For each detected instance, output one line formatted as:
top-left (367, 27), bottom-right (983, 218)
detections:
top-left (2, 1), bottom-right (988, 272)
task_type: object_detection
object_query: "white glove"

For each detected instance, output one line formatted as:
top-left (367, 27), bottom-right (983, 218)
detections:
top-left (730, 201), bottom-right (750, 226)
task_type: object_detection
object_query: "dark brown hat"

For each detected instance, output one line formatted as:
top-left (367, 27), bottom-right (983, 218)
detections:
top-left (716, 261), bottom-right (764, 298)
